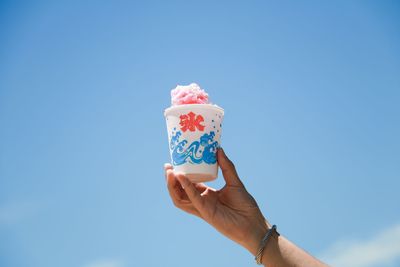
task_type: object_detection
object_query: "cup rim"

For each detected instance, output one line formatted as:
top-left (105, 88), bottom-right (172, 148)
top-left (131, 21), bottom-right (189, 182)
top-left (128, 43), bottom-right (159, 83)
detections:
top-left (164, 104), bottom-right (224, 117)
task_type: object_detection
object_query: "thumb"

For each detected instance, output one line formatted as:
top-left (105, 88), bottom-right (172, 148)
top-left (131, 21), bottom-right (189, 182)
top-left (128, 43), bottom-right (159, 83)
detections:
top-left (217, 148), bottom-right (244, 187)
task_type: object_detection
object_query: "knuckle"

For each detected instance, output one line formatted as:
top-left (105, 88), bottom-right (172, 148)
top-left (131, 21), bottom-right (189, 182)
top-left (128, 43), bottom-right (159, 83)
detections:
top-left (230, 160), bottom-right (236, 169)
top-left (227, 159), bottom-right (236, 170)
top-left (172, 199), bottom-right (181, 208)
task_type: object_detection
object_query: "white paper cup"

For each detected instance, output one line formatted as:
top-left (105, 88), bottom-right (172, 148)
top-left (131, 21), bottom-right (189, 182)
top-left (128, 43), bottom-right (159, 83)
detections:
top-left (164, 104), bottom-right (224, 183)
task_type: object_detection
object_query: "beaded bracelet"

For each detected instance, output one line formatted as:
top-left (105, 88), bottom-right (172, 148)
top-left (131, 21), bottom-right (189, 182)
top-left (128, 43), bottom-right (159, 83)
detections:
top-left (255, 225), bottom-right (279, 265)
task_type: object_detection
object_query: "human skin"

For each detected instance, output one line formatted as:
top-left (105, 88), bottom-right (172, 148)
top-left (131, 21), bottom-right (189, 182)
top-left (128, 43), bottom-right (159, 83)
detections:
top-left (164, 148), bottom-right (328, 266)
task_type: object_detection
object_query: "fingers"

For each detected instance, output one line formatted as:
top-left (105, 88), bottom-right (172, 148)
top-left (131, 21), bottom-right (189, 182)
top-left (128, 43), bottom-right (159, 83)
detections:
top-left (164, 163), bottom-right (213, 219)
top-left (165, 167), bottom-right (201, 217)
top-left (217, 148), bottom-right (244, 187)
top-left (164, 163), bottom-right (173, 172)
top-left (166, 169), bottom-right (188, 203)
top-left (194, 182), bottom-right (208, 194)
top-left (176, 174), bottom-right (205, 214)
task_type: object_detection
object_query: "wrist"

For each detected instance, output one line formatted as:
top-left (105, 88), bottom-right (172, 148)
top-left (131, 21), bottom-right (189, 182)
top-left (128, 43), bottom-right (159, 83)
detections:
top-left (255, 225), bottom-right (280, 265)
top-left (245, 219), bottom-right (271, 256)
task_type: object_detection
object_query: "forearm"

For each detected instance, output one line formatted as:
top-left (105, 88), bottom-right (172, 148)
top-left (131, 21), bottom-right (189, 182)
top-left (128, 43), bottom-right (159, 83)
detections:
top-left (260, 234), bottom-right (328, 267)
top-left (246, 222), bottom-right (328, 267)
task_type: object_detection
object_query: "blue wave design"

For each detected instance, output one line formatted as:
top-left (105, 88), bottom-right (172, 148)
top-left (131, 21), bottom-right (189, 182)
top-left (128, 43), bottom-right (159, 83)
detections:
top-left (169, 131), bottom-right (219, 165)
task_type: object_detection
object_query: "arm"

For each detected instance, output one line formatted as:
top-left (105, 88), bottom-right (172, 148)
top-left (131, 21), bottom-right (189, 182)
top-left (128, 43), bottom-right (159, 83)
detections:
top-left (164, 148), bottom-right (328, 267)
top-left (258, 232), bottom-right (327, 266)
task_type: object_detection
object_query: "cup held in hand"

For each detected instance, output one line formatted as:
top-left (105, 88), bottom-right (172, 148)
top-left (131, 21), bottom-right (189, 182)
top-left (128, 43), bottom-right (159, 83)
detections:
top-left (164, 104), bottom-right (224, 183)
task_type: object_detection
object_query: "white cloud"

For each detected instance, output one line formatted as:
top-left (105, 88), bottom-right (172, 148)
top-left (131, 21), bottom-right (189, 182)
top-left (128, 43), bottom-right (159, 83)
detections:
top-left (83, 259), bottom-right (124, 267)
top-left (320, 224), bottom-right (400, 267)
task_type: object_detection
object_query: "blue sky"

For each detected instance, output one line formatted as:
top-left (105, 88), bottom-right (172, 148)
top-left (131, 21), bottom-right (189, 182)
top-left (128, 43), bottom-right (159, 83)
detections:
top-left (1, 1), bottom-right (399, 267)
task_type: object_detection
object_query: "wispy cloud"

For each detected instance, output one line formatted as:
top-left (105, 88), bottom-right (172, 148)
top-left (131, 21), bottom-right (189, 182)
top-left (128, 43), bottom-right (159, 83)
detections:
top-left (320, 224), bottom-right (400, 267)
top-left (0, 201), bottom-right (39, 225)
top-left (83, 259), bottom-right (124, 267)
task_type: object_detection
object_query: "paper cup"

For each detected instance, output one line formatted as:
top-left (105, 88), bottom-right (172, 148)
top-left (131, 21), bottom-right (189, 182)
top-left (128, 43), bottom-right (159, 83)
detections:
top-left (164, 104), bottom-right (224, 183)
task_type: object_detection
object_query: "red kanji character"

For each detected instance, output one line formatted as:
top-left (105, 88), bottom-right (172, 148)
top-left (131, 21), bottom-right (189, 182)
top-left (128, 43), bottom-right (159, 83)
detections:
top-left (179, 112), bottom-right (205, 132)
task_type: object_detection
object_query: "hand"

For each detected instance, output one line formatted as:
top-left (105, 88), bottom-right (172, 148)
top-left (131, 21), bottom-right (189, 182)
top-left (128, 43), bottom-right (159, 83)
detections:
top-left (164, 148), bottom-right (269, 255)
